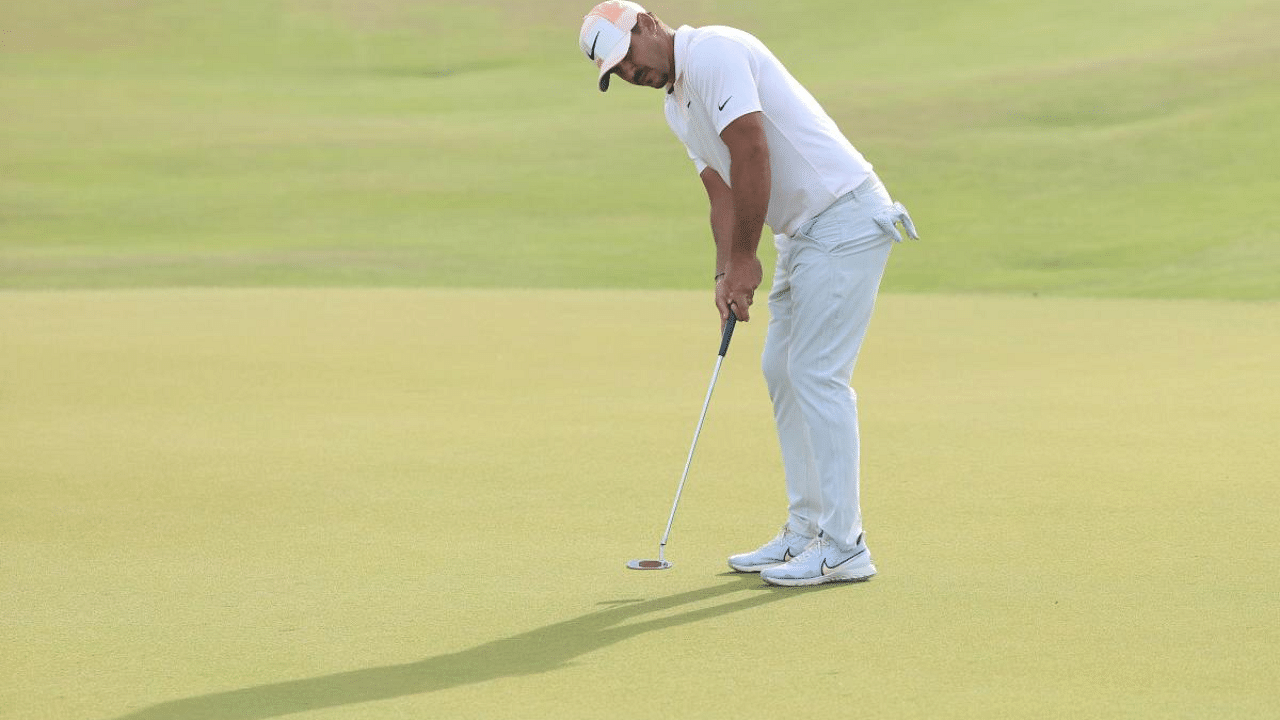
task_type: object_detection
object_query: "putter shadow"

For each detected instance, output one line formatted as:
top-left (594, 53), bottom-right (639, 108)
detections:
top-left (108, 573), bottom-right (836, 720)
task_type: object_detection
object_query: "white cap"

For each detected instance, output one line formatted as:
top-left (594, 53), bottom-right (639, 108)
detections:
top-left (578, 1), bottom-right (646, 92)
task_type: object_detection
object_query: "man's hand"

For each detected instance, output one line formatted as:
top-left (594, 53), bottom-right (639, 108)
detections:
top-left (716, 256), bottom-right (763, 322)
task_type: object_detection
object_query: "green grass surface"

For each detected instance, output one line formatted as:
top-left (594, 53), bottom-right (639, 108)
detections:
top-left (3, 0), bottom-right (1278, 296)
top-left (3, 289), bottom-right (1278, 719)
top-left (3, 1), bottom-right (1279, 718)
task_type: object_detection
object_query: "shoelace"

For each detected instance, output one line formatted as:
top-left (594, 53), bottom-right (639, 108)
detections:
top-left (791, 537), bottom-right (831, 562)
top-left (772, 526), bottom-right (803, 548)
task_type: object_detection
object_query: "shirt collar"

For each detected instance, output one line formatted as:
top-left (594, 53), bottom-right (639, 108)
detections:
top-left (671, 25), bottom-right (694, 95)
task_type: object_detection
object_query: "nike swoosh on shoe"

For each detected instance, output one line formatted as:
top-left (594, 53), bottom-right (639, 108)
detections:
top-left (820, 548), bottom-right (867, 576)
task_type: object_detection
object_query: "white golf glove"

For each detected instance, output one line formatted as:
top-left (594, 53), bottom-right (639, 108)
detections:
top-left (874, 202), bottom-right (919, 242)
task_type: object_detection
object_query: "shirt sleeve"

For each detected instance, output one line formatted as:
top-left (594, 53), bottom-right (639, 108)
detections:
top-left (684, 36), bottom-right (763, 136)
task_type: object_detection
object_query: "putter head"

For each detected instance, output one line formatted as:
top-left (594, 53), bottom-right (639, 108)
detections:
top-left (626, 559), bottom-right (672, 570)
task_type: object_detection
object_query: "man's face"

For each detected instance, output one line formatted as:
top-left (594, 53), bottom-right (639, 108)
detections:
top-left (610, 16), bottom-right (670, 90)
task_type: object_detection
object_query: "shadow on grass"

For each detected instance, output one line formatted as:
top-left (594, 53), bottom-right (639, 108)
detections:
top-left (111, 572), bottom-right (845, 720)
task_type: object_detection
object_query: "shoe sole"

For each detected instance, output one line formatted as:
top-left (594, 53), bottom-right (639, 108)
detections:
top-left (727, 559), bottom-right (787, 573)
top-left (761, 564), bottom-right (877, 587)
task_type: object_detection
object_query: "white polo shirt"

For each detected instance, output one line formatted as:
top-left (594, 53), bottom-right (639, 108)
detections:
top-left (663, 25), bottom-right (873, 237)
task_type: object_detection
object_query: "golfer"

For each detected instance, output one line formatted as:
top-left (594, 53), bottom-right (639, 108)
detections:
top-left (579, 1), bottom-right (917, 586)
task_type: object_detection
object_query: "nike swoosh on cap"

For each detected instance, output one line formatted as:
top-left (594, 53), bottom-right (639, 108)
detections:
top-left (820, 548), bottom-right (867, 576)
top-left (587, 32), bottom-right (600, 60)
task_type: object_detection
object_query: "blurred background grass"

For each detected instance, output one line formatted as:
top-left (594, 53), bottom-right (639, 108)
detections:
top-left (3, 0), bottom-right (1278, 295)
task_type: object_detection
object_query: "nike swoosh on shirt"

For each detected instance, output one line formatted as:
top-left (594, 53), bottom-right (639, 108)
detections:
top-left (820, 548), bottom-right (867, 576)
top-left (718, 96), bottom-right (732, 111)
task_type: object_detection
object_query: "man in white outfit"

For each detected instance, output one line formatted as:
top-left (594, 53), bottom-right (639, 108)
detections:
top-left (579, 1), bottom-right (917, 586)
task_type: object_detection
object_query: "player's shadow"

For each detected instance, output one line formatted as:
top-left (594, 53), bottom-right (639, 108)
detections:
top-left (110, 572), bottom-right (834, 720)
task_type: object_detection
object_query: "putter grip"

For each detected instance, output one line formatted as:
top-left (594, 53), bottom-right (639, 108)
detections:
top-left (719, 311), bottom-right (737, 357)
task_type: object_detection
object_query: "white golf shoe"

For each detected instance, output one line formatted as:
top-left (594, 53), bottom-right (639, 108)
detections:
top-left (760, 532), bottom-right (876, 587)
top-left (727, 525), bottom-right (814, 573)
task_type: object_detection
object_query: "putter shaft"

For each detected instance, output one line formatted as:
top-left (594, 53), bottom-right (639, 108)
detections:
top-left (659, 351), bottom-right (726, 549)
top-left (649, 313), bottom-right (736, 563)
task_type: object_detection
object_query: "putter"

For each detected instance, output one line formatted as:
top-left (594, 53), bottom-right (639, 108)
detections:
top-left (628, 311), bottom-right (737, 570)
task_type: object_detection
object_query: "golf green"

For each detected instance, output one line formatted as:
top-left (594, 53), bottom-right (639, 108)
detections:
top-left (4, 0), bottom-right (1277, 716)
top-left (3, 289), bottom-right (1275, 719)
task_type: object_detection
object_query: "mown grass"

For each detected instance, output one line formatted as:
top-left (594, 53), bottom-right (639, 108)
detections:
top-left (3, 289), bottom-right (1277, 720)
top-left (2, 0), bottom-right (1277, 296)
top-left (3, 4), bottom-right (1277, 718)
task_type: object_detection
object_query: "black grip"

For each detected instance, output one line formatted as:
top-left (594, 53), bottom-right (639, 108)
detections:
top-left (718, 311), bottom-right (737, 358)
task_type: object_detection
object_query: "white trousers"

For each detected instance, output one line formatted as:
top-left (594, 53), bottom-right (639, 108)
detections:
top-left (761, 174), bottom-right (901, 550)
